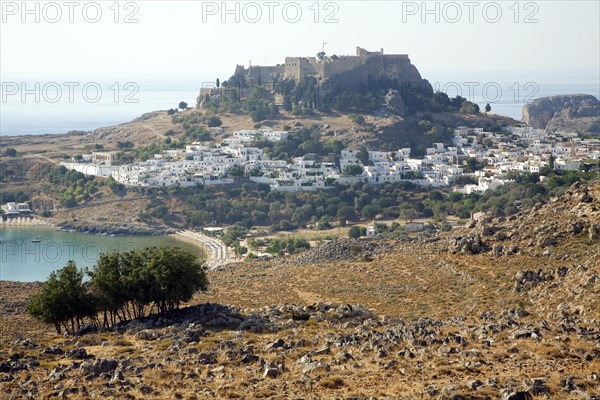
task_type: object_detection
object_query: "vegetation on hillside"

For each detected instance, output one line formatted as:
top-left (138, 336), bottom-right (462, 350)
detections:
top-left (265, 237), bottom-right (310, 256)
top-left (216, 72), bottom-right (484, 117)
top-left (133, 167), bottom-right (599, 233)
top-left (46, 166), bottom-right (104, 207)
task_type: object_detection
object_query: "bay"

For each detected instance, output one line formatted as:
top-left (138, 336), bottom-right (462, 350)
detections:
top-left (0, 226), bottom-right (205, 282)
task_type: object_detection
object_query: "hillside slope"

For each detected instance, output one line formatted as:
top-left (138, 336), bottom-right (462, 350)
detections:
top-left (1, 182), bottom-right (598, 399)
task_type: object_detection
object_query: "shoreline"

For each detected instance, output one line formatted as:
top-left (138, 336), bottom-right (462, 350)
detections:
top-left (0, 225), bottom-right (201, 251)
top-left (172, 230), bottom-right (236, 269)
top-left (1, 224), bottom-right (189, 241)
top-left (0, 229), bottom-right (208, 283)
top-left (169, 232), bottom-right (210, 255)
top-left (0, 217), bottom-right (57, 229)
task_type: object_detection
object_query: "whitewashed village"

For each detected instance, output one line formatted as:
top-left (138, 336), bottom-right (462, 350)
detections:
top-left (60, 125), bottom-right (600, 194)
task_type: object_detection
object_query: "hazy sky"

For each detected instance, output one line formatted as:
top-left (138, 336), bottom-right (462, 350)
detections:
top-left (1, 0), bottom-right (599, 81)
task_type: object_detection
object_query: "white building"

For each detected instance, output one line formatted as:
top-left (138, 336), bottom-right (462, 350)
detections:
top-left (555, 159), bottom-right (582, 171)
top-left (405, 222), bottom-right (424, 232)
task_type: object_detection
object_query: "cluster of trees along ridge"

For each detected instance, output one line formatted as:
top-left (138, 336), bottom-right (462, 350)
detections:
top-left (141, 169), bottom-right (598, 232)
top-left (3, 158), bottom-right (598, 235)
top-left (217, 70), bottom-right (484, 117)
top-left (27, 247), bottom-right (208, 334)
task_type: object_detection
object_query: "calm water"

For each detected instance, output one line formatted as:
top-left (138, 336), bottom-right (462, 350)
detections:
top-left (2, 70), bottom-right (598, 135)
top-left (424, 68), bottom-right (600, 120)
top-left (0, 226), bottom-right (204, 282)
top-left (0, 75), bottom-right (210, 136)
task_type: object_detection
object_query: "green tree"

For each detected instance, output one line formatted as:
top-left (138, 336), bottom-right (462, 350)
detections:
top-left (144, 247), bottom-right (208, 314)
top-left (107, 177), bottom-right (127, 196)
top-left (88, 250), bottom-right (156, 326)
top-left (90, 251), bottom-right (131, 326)
top-left (31, 248), bottom-right (208, 333)
top-left (460, 101), bottom-right (480, 114)
top-left (60, 192), bottom-right (78, 208)
top-left (350, 114), bottom-right (365, 125)
top-left (222, 226), bottom-right (248, 246)
top-left (116, 140), bottom-right (134, 149)
top-left (226, 165), bottom-right (245, 179)
top-left (348, 225), bottom-right (363, 239)
top-left (28, 261), bottom-right (95, 334)
top-left (336, 205), bottom-right (355, 226)
top-left (548, 154), bottom-right (555, 171)
top-left (361, 204), bottom-right (380, 220)
top-left (206, 116), bottom-right (222, 127)
top-left (279, 220), bottom-right (296, 231)
top-left (464, 157), bottom-right (484, 173)
top-left (399, 207), bottom-right (419, 222)
top-left (343, 164), bottom-right (364, 176)
top-left (485, 103), bottom-right (491, 113)
top-left (356, 146), bottom-right (369, 165)
top-left (179, 101), bottom-right (189, 110)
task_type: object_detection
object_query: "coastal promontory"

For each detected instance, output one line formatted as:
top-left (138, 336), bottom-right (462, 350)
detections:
top-left (522, 94), bottom-right (600, 135)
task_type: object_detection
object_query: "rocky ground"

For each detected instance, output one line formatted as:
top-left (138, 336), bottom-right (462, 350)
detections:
top-left (1, 182), bottom-right (599, 399)
top-left (286, 238), bottom-right (393, 265)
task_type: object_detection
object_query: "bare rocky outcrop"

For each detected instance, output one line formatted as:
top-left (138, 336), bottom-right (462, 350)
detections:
top-left (324, 54), bottom-right (432, 94)
top-left (384, 89), bottom-right (405, 114)
top-left (450, 181), bottom-right (600, 255)
top-left (522, 94), bottom-right (599, 134)
top-left (287, 238), bottom-right (392, 265)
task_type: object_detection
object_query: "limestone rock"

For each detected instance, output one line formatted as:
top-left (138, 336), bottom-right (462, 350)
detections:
top-left (384, 89), bottom-right (405, 114)
top-left (522, 94), bottom-right (599, 134)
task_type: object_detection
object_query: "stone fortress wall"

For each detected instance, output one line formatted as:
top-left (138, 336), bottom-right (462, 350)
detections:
top-left (198, 46), bottom-right (427, 105)
top-left (238, 47), bottom-right (410, 84)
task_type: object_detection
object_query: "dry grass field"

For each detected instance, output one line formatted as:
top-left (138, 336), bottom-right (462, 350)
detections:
top-left (1, 179), bottom-right (598, 400)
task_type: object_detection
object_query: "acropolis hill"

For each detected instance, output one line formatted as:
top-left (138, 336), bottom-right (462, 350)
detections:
top-left (232, 46), bottom-right (433, 92)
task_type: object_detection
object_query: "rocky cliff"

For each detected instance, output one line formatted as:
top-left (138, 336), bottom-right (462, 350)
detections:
top-left (522, 94), bottom-right (600, 135)
top-left (324, 55), bottom-right (433, 95)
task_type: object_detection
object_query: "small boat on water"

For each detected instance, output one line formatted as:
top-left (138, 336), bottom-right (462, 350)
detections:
top-left (32, 236), bottom-right (41, 243)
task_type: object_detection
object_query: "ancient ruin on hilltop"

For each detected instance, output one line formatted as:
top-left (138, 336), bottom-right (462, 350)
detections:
top-left (221, 46), bottom-right (432, 93)
top-left (236, 47), bottom-right (408, 82)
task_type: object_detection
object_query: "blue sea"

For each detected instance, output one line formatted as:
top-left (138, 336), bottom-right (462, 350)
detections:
top-left (0, 75), bottom-right (211, 136)
top-left (0, 226), bottom-right (204, 282)
top-left (0, 69), bottom-right (598, 135)
top-left (423, 69), bottom-right (600, 120)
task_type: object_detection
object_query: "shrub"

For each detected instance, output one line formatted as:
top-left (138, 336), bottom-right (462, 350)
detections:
top-left (350, 114), bottom-right (365, 125)
top-left (348, 225), bottom-right (363, 239)
top-left (4, 147), bottom-right (17, 157)
top-left (206, 116), bottom-right (222, 127)
top-left (343, 164), bottom-right (363, 176)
